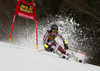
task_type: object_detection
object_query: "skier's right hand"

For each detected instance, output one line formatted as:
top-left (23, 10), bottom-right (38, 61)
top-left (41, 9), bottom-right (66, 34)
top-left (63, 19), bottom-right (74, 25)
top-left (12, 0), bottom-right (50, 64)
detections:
top-left (43, 44), bottom-right (54, 52)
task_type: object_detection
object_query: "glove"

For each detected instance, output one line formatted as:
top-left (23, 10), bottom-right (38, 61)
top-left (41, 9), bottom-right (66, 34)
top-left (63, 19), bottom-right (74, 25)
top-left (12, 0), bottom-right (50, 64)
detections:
top-left (43, 44), bottom-right (54, 52)
top-left (63, 40), bottom-right (69, 50)
top-left (64, 44), bottom-right (68, 50)
top-left (46, 47), bottom-right (54, 52)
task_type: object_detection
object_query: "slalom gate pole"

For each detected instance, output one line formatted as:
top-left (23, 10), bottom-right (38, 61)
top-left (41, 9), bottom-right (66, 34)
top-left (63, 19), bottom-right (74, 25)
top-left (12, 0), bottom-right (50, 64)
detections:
top-left (35, 20), bottom-right (38, 50)
top-left (69, 49), bottom-right (93, 59)
top-left (32, 0), bottom-right (38, 50)
top-left (9, 15), bottom-right (16, 44)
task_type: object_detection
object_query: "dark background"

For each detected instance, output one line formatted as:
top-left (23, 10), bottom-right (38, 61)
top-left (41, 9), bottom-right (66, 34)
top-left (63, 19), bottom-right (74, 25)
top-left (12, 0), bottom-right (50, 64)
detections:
top-left (0, 0), bottom-right (100, 66)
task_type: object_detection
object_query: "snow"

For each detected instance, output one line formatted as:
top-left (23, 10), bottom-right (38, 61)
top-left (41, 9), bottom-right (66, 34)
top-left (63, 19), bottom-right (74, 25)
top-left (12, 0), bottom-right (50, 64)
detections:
top-left (0, 41), bottom-right (100, 71)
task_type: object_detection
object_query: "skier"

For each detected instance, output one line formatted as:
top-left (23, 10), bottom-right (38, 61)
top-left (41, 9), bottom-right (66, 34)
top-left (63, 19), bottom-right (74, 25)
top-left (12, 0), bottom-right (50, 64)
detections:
top-left (43, 24), bottom-right (82, 63)
top-left (43, 24), bottom-right (72, 59)
top-left (43, 24), bottom-right (83, 63)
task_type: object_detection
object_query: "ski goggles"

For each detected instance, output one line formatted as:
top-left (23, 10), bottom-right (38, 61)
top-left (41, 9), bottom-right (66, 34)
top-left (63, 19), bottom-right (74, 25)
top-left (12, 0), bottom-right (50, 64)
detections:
top-left (52, 29), bottom-right (58, 32)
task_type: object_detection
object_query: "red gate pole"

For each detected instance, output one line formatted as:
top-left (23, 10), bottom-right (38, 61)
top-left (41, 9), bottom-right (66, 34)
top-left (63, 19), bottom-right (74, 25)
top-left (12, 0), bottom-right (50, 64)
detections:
top-left (35, 20), bottom-right (38, 50)
top-left (9, 15), bottom-right (16, 44)
top-left (32, 0), bottom-right (38, 50)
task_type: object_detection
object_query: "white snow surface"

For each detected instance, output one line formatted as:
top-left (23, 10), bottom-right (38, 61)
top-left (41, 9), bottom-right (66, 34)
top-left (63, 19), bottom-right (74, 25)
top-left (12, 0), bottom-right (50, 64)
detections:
top-left (0, 41), bottom-right (100, 71)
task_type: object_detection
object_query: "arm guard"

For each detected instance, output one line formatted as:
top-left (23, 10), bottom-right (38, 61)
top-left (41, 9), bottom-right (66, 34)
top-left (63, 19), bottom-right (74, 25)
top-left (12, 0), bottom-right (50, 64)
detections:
top-left (43, 44), bottom-right (49, 49)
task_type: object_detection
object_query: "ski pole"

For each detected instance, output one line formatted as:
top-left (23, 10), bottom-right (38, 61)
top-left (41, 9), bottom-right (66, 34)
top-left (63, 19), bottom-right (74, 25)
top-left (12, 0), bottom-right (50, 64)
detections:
top-left (77, 51), bottom-right (93, 59)
top-left (68, 49), bottom-right (77, 52)
top-left (38, 49), bottom-right (45, 52)
top-left (69, 49), bottom-right (93, 59)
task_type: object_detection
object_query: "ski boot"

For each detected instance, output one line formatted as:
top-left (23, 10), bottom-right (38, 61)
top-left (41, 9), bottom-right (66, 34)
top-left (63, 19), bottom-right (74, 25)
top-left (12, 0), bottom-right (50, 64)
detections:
top-left (71, 53), bottom-right (83, 63)
top-left (55, 50), bottom-right (66, 59)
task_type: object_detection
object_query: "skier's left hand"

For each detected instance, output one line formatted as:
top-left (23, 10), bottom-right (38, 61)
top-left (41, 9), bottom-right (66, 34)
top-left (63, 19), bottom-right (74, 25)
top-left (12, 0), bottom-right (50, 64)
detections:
top-left (64, 44), bottom-right (68, 50)
top-left (63, 40), bottom-right (69, 50)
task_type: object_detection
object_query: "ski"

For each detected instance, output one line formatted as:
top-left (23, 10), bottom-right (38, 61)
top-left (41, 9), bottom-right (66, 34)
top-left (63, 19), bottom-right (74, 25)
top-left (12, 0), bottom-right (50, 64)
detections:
top-left (69, 53), bottom-right (85, 64)
top-left (55, 50), bottom-right (85, 64)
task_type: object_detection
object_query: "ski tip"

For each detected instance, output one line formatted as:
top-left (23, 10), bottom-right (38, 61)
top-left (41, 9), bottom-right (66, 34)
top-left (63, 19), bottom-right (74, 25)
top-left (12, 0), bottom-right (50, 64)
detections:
top-left (78, 60), bottom-right (86, 64)
top-left (62, 56), bottom-right (66, 59)
top-left (79, 60), bottom-right (82, 63)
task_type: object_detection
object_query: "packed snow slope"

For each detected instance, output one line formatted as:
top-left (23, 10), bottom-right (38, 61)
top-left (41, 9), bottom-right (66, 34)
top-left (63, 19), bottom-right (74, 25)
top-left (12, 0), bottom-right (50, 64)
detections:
top-left (0, 41), bottom-right (100, 71)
